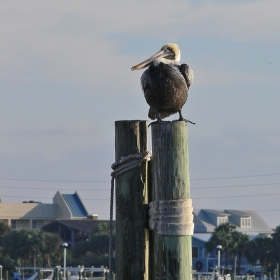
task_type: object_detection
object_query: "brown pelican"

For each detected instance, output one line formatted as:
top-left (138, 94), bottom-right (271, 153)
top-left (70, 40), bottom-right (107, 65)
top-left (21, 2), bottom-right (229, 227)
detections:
top-left (131, 43), bottom-right (194, 123)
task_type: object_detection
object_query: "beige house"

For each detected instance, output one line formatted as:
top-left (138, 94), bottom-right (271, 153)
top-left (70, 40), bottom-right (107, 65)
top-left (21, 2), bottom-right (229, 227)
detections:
top-left (0, 191), bottom-right (97, 230)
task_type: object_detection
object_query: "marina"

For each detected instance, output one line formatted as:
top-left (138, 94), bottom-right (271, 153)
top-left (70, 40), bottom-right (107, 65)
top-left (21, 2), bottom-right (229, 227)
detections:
top-left (13, 266), bottom-right (109, 280)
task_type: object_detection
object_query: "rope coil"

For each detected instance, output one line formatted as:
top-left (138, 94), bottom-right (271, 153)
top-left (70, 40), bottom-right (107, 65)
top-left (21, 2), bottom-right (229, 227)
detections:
top-left (109, 150), bottom-right (152, 280)
top-left (111, 150), bottom-right (152, 178)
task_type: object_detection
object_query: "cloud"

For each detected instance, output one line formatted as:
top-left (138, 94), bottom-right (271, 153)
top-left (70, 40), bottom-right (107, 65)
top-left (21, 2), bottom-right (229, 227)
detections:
top-left (193, 67), bottom-right (278, 87)
top-left (0, 0), bottom-right (279, 225)
top-left (6, 121), bottom-right (95, 137)
top-left (1, 0), bottom-right (279, 92)
top-left (0, 140), bottom-right (113, 181)
top-left (220, 126), bottom-right (280, 154)
top-left (189, 124), bottom-right (280, 179)
top-left (176, 1), bottom-right (280, 42)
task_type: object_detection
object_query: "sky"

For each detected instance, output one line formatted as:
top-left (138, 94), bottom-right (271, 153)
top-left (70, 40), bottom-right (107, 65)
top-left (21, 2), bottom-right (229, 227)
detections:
top-left (0, 0), bottom-right (280, 228)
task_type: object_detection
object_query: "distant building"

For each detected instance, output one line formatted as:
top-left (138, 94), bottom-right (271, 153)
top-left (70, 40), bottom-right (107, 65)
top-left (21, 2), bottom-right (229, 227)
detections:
top-left (192, 209), bottom-right (273, 273)
top-left (193, 209), bottom-right (272, 235)
top-left (42, 219), bottom-right (111, 248)
top-left (0, 193), bottom-right (273, 273)
top-left (0, 191), bottom-right (98, 230)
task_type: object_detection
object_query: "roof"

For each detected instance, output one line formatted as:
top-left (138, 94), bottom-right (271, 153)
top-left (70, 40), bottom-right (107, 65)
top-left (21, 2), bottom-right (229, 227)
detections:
top-left (62, 193), bottom-right (88, 217)
top-left (193, 233), bottom-right (212, 242)
top-left (42, 219), bottom-right (101, 233)
top-left (193, 209), bottom-right (272, 235)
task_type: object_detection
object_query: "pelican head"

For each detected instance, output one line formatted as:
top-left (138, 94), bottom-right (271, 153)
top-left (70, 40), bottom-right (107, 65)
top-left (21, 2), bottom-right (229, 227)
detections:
top-left (131, 43), bottom-right (181, 71)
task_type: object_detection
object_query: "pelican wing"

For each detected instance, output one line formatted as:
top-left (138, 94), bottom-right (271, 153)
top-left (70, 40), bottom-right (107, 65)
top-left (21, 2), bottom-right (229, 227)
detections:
top-left (179, 64), bottom-right (194, 89)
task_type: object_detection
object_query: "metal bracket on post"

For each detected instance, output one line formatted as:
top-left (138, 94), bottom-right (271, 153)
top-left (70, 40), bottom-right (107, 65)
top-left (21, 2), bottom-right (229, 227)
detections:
top-left (149, 198), bottom-right (194, 236)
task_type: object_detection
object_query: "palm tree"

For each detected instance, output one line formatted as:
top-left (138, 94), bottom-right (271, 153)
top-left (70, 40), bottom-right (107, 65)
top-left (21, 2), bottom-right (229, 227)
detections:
top-left (231, 231), bottom-right (250, 274)
top-left (0, 222), bottom-right (10, 239)
top-left (205, 223), bottom-right (236, 267)
top-left (2, 229), bottom-right (62, 267)
top-left (244, 236), bottom-right (273, 275)
top-left (271, 225), bottom-right (280, 265)
top-left (40, 231), bottom-right (62, 267)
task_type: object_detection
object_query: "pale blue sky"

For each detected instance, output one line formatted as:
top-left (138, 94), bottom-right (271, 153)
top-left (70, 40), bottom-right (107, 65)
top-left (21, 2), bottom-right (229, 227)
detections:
top-left (0, 1), bottom-right (279, 227)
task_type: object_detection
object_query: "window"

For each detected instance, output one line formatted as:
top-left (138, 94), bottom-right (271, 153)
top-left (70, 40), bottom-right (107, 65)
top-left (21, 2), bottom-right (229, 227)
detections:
top-left (32, 220), bottom-right (37, 229)
top-left (217, 216), bottom-right (228, 226)
top-left (241, 217), bottom-right (251, 228)
top-left (192, 247), bottom-right (198, 258)
top-left (61, 229), bottom-right (72, 242)
top-left (11, 220), bottom-right (17, 229)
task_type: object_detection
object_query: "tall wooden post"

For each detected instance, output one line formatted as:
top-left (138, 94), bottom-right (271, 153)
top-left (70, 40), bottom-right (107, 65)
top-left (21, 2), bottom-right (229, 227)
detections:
top-left (115, 120), bottom-right (149, 280)
top-left (150, 121), bottom-right (193, 280)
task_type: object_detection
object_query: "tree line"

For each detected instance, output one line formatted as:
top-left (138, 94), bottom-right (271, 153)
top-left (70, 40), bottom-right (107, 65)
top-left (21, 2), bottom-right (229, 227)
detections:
top-left (205, 222), bottom-right (280, 274)
top-left (0, 222), bottom-right (114, 276)
top-left (4, 220), bottom-right (278, 276)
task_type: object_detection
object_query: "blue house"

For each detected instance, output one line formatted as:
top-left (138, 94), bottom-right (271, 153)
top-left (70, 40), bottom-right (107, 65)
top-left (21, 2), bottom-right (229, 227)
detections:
top-left (191, 209), bottom-right (273, 273)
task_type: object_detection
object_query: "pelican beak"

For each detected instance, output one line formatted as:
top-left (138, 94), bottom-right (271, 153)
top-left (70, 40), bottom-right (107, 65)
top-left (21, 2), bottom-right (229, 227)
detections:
top-left (131, 49), bottom-right (172, 71)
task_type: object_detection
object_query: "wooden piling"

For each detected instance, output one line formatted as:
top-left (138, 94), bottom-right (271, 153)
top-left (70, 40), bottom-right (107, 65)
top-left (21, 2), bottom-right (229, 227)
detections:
top-left (54, 266), bottom-right (60, 280)
top-left (115, 120), bottom-right (149, 280)
top-left (148, 161), bottom-right (155, 280)
top-left (151, 121), bottom-right (192, 280)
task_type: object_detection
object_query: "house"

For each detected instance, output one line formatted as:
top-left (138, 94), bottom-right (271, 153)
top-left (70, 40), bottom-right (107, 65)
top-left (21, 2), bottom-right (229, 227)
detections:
top-left (41, 219), bottom-right (108, 248)
top-left (192, 209), bottom-right (273, 273)
top-left (0, 192), bottom-right (273, 273)
top-left (0, 191), bottom-right (97, 230)
top-left (193, 209), bottom-right (272, 235)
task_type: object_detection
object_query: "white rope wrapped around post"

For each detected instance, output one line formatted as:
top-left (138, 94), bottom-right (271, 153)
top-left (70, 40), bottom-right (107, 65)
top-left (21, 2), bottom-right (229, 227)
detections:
top-left (149, 198), bottom-right (194, 236)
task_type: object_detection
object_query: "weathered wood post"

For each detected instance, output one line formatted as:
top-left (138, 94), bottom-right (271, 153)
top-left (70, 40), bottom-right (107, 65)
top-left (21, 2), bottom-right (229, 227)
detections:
top-left (148, 162), bottom-right (155, 280)
top-left (54, 266), bottom-right (60, 280)
top-left (149, 121), bottom-right (194, 280)
top-left (115, 120), bottom-right (149, 280)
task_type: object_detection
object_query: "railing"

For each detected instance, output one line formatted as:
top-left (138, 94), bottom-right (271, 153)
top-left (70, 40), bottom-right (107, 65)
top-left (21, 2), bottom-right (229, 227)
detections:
top-left (193, 275), bottom-right (256, 280)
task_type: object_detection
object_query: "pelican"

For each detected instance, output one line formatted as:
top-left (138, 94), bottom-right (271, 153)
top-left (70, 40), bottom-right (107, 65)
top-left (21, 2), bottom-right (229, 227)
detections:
top-left (131, 43), bottom-right (194, 123)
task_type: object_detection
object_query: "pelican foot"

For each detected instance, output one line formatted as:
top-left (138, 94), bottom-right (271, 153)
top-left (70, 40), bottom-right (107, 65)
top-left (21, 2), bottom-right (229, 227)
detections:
top-left (148, 119), bottom-right (169, 127)
top-left (177, 118), bottom-right (196, 125)
top-left (177, 111), bottom-right (195, 125)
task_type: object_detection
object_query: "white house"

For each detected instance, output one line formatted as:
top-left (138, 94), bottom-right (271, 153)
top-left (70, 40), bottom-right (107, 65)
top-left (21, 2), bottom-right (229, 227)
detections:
top-left (0, 191), bottom-right (97, 230)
